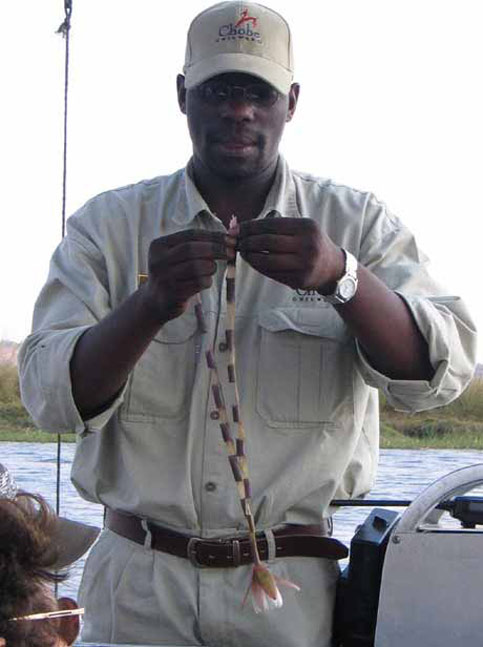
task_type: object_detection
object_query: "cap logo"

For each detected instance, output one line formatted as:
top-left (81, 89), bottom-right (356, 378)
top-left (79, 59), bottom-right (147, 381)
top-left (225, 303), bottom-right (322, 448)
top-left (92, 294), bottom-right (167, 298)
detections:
top-left (217, 7), bottom-right (261, 42)
top-left (235, 9), bottom-right (257, 29)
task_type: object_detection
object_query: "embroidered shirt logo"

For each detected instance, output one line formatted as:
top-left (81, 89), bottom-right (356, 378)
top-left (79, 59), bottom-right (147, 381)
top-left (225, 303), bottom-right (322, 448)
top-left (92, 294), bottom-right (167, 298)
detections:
top-left (216, 7), bottom-right (261, 42)
top-left (292, 289), bottom-right (327, 304)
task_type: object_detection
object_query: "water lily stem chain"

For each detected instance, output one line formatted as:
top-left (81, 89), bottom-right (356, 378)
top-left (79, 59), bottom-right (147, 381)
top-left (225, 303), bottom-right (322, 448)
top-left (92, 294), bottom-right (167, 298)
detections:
top-left (203, 216), bottom-right (261, 565)
top-left (198, 217), bottom-right (300, 612)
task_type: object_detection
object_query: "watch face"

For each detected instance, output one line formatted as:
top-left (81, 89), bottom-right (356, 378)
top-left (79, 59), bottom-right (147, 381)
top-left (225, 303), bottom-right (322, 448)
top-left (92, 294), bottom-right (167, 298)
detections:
top-left (339, 277), bottom-right (357, 300)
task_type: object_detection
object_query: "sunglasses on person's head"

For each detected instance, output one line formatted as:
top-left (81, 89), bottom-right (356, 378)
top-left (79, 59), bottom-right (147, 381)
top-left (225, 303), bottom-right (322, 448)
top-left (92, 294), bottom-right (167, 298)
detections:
top-left (10, 607), bottom-right (83, 622)
top-left (8, 599), bottom-right (81, 646)
top-left (195, 80), bottom-right (280, 107)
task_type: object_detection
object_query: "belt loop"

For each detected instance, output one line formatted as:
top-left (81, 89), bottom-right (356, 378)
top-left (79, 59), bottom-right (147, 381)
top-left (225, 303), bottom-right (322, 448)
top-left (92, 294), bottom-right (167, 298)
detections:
top-left (141, 518), bottom-right (153, 549)
top-left (232, 539), bottom-right (241, 567)
top-left (263, 529), bottom-right (277, 561)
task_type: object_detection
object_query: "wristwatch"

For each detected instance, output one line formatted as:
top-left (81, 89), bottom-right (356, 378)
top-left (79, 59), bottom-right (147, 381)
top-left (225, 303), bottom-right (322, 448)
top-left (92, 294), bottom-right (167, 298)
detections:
top-left (321, 248), bottom-right (358, 305)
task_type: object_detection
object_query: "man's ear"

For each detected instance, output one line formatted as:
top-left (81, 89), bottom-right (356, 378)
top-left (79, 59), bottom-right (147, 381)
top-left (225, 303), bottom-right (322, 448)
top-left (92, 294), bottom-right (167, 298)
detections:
top-left (286, 83), bottom-right (300, 122)
top-left (177, 74), bottom-right (187, 114)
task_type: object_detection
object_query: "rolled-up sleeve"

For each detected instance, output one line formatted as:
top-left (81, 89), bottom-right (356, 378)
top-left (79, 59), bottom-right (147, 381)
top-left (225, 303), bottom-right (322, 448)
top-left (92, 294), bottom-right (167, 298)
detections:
top-left (18, 211), bottom-right (128, 434)
top-left (355, 195), bottom-right (477, 413)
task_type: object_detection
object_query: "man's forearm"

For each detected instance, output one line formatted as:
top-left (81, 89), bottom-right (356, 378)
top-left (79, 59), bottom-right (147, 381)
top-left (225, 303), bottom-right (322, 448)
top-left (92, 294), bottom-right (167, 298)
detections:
top-left (70, 229), bottom-right (230, 420)
top-left (70, 287), bottom-right (166, 420)
top-left (336, 263), bottom-right (434, 381)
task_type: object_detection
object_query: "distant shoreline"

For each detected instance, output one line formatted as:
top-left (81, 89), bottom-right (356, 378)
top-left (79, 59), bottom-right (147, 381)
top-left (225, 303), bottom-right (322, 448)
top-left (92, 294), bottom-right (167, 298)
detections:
top-left (1, 425), bottom-right (483, 450)
top-left (2, 352), bottom-right (483, 449)
top-left (0, 429), bottom-right (76, 443)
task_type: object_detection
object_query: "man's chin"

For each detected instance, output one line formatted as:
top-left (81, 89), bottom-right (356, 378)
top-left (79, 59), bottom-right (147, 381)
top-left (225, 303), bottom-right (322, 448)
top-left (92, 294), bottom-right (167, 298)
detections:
top-left (207, 153), bottom-right (262, 181)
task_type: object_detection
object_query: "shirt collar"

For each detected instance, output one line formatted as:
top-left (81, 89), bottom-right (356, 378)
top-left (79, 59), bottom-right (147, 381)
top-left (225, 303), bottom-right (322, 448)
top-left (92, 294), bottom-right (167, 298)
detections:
top-left (260, 156), bottom-right (301, 219)
top-left (172, 156), bottom-right (301, 226)
top-left (172, 163), bottom-right (212, 226)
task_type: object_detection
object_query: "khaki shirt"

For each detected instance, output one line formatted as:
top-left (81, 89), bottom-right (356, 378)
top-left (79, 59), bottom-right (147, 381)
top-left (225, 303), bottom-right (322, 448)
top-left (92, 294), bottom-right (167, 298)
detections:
top-left (19, 158), bottom-right (477, 536)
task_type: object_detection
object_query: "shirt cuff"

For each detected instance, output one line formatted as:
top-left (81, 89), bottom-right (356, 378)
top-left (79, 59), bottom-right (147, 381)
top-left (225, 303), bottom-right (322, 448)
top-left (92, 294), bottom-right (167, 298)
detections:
top-left (355, 294), bottom-right (463, 413)
top-left (28, 327), bottom-right (127, 434)
top-left (82, 385), bottom-right (127, 433)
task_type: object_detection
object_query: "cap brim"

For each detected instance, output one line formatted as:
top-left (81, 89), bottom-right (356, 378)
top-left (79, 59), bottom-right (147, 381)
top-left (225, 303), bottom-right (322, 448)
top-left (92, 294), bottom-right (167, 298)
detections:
top-left (52, 517), bottom-right (101, 570)
top-left (184, 52), bottom-right (293, 95)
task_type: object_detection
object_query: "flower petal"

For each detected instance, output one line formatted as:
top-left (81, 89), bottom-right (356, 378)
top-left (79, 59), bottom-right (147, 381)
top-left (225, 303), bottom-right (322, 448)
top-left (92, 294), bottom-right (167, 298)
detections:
top-left (252, 581), bottom-right (268, 614)
top-left (266, 587), bottom-right (283, 609)
top-left (274, 575), bottom-right (301, 592)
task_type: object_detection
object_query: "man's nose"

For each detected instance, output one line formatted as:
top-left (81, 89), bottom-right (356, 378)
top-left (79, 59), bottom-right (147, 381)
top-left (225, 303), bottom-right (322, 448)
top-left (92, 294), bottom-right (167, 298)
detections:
top-left (219, 96), bottom-right (256, 120)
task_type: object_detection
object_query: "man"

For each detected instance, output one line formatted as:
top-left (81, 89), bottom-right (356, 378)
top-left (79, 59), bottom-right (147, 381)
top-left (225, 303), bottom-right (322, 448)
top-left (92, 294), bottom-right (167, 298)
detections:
top-left (19, 1), bottom-right (476, 646)
top-left (0, 463), bottom-right (100, 647)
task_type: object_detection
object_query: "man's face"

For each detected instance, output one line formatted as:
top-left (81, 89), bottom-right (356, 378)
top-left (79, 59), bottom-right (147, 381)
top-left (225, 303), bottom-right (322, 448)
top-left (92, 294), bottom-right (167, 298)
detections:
top-left (178, 72), bottom-right (299, 181)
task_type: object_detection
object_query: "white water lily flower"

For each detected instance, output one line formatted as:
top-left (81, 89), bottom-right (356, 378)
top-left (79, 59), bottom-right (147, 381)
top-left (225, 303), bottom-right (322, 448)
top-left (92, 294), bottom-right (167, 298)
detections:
top-left (243, 562), bottom-right (300, 614)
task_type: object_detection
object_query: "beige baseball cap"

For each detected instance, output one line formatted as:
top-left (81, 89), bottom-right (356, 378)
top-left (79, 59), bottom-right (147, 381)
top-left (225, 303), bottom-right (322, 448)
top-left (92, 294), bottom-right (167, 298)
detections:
top-left (183, 1), bottom-right (294, 95)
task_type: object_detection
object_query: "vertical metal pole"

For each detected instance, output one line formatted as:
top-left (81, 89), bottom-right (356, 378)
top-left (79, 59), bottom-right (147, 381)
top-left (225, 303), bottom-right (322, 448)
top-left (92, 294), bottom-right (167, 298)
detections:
top-left (55, 0), bottom-right (73, 594)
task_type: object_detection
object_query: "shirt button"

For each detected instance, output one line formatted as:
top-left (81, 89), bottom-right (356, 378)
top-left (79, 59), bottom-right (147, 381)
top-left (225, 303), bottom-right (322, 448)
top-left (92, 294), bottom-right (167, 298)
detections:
top-left (218, 342), bottom-right (228, 352)
top-left (210, 410), bottom-right (220, 420)
top-left (205, 481), bottom-right (217, 492)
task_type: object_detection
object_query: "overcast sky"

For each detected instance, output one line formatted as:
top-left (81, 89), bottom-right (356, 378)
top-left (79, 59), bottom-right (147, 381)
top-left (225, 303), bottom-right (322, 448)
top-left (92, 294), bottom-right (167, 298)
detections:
top-left (2, 1), bottom-right (482, 359)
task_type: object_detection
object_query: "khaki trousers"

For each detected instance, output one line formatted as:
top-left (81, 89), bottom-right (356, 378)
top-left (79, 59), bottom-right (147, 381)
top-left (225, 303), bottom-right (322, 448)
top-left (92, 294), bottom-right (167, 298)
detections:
top-left (79, 529), bottom-right (339, 647)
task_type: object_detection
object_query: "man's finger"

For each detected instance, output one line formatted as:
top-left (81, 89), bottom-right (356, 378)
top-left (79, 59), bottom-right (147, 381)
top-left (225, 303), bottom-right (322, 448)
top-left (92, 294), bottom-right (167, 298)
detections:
top-left (240, 250), bottom-right (306, 273)
top-left (150, 239), bottom-right (228, 263)
top-left (155, 229), bottom-right (228, 249)
top-left (239, 217), bottom-right (312, 237)
top-left (238, 233), bottom-right (299, 254)
top-left (177, 240), bottom-right (229, 260)
top-left (175, 274), bottom-right (214, 297)
top-left (176, 258), bottom-right (219, 279)
top-left (237, 253), bottom-right (301, 288)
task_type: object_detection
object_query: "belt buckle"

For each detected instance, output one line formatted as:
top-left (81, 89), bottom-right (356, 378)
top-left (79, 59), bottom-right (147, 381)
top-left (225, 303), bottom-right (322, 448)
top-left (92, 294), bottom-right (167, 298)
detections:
top-left (187, 537), bottom-right (208, 568)
top-left (187, 536), bottom-right (243, 568)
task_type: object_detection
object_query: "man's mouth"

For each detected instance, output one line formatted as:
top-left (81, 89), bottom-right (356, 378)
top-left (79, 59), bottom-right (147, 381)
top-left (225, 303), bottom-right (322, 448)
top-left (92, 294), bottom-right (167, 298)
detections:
top-left (214, 137), bottom-right (258, 154)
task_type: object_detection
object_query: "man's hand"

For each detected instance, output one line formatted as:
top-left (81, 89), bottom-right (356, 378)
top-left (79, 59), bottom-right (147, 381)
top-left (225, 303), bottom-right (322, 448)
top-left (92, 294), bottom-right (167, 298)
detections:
top-left (238, 216), bottom-right (432, 381)
top-left (237, 217), bottom-right (344, 293)
top-left (71, 228), bottom-right (235, 418)
top-left (141, 229), bottom-right (234, 322)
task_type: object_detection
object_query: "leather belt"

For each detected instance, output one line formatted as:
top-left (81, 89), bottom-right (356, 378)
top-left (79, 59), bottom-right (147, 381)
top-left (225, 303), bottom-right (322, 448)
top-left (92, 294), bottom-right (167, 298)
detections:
top-left (105, 509), bottom-right (348, 567)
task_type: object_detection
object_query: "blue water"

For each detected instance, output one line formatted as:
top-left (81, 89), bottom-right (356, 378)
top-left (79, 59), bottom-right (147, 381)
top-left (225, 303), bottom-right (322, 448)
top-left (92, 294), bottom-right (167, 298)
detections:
top-left (1, 442), bottom-right (483, 600)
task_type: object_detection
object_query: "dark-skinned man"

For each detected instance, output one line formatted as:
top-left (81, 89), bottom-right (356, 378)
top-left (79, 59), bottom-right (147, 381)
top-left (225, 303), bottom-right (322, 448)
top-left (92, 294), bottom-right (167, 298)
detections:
top-left (19, 2), bottom-right (476, 646)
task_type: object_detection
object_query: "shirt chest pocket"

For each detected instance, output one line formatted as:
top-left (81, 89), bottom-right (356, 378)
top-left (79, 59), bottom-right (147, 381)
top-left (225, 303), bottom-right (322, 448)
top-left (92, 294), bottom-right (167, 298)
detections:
top-left (120, 313), bottom-right (198, 422)
top-left (256, 308), bottom-right (354, 428)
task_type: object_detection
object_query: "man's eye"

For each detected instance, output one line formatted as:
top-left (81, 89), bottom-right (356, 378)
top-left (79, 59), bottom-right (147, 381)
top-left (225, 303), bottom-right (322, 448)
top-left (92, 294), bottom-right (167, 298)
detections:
top-left (246, 86), bottom-right (265, 101)
top-left (246, 89), bottom-right (261, 101)
top-left (210, 85), bottom-right (230, 99)
top-left (248, 85), bottom-right (277, 103)
top-left (199, 85), bottom-right (224, 101)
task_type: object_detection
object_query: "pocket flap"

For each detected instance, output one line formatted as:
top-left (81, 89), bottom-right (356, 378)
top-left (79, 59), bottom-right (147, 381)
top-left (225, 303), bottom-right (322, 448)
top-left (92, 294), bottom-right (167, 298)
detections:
top-left (258, 307), bottom-right (350, 342)
top-left (153, 311), bottom-right (198, 344)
